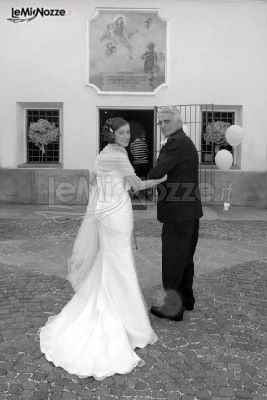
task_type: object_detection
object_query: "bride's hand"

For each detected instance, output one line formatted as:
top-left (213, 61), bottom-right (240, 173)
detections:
top-left (157, 174), bottom-right (167, 183)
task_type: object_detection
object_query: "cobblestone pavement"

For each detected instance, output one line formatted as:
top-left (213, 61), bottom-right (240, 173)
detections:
top-left (0, 210), bottom-right (266, 400)
top-left (0, 217), bottom-right (267, 242)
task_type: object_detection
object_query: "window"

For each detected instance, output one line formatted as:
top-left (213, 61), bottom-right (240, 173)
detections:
top-left (201, 111), bottom-right (235, 164)
top-left (26, 109), bottom-right (60, 163)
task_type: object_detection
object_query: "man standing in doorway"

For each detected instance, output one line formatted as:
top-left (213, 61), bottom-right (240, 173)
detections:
top-left (148, 106), bottom-right (203, 321)
top-left (129, 122), bottom-right (149, 180)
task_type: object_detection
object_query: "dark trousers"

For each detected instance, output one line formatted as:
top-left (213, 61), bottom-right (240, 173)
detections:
top-left (162, 219), bottom-right (199, 306)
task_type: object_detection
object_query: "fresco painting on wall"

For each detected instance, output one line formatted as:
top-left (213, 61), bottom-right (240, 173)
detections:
top-left (87, 9), bottom-right (167, 93)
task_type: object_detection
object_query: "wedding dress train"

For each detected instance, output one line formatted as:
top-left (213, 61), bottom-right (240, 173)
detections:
top-left (39, 144), bottom-right (157, 379)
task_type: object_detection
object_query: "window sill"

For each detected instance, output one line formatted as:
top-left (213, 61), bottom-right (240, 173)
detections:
top-left (17, 163), bottom-right (63, 169)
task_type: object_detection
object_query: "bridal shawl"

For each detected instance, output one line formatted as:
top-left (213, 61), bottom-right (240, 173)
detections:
top-left (66, 144), bottom-right (137, 291)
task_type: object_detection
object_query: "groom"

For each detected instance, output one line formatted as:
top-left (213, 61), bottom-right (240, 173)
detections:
top-left (148, 106), bottom-right (203, 321)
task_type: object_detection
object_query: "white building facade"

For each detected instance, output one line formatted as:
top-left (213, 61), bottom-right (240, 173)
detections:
top-left (0, 0), bottom-right (266, 206)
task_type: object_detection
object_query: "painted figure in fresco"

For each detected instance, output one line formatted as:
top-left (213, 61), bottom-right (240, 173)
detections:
top-left (141, 42), bottom-right (160, 89)
top-left (100, 23), bottom-right (115, 42)
top-left (141, 42), bottom-right (158, 74)
top-left (144, 17), bottom-right (152, 29)
top-left (113, 15), bottom-right (133, 58)
top-left (113, 16), bottom-right (125, 37)
top-left (105, 42), bottom-right (116, 56)
top-left (100, 15), bottom-right (133, 59)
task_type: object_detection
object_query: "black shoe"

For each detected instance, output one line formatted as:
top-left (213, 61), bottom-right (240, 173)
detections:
top-left (150, 305), bottom-right (184, 321)
top-left (184, 303), bottom-right (194, 311)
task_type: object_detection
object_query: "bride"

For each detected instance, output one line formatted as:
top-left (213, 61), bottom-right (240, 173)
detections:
top-left (39, 117), bottom-right (166, 380)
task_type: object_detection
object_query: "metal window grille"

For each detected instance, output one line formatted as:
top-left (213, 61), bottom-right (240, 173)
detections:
top-left (26, 109), bottom-right (60, 163)
top-left (201, 110), bottom-right (235, 164)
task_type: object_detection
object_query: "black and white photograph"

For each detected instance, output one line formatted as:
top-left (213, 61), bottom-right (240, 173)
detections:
top-left (0, 0), bottom-right (266, 399)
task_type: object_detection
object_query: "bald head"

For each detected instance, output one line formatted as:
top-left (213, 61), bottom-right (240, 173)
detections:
top-left (158, 106), bottom-right (183, 137)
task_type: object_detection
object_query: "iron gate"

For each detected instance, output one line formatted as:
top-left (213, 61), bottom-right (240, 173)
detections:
top-left (153, 104), bottom-right (216, 205)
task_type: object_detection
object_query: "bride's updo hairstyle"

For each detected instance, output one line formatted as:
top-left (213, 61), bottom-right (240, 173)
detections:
top-left (102, 117), bottom-right (128, 143)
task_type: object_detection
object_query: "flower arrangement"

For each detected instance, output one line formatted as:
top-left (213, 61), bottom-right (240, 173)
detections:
top-left (28, 119), bottom-right (59, 154)
top-left (203, 121), bottom-right (230, 146)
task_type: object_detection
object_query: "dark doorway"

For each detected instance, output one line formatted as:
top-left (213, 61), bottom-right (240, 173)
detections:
top-left (99, 108), bottom-right (155, 169)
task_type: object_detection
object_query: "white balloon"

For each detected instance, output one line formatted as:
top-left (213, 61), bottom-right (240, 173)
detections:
top-left (183, 124), bottom-right (189, 135)
top-left (215, 149), bottom-right (233, 170)
top-left (225, 125), bottom-right (243, 147)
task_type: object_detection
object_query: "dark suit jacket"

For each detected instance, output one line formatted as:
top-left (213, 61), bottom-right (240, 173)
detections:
top-left (148, 128), bottom-right (203, 222)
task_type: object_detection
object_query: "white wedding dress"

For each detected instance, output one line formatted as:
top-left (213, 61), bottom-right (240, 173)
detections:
top-left (39, 144), bottom-right (157, 380)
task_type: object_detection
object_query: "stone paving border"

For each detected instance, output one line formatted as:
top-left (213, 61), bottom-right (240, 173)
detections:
top-left (0, 260), bottom-right (266, 400)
